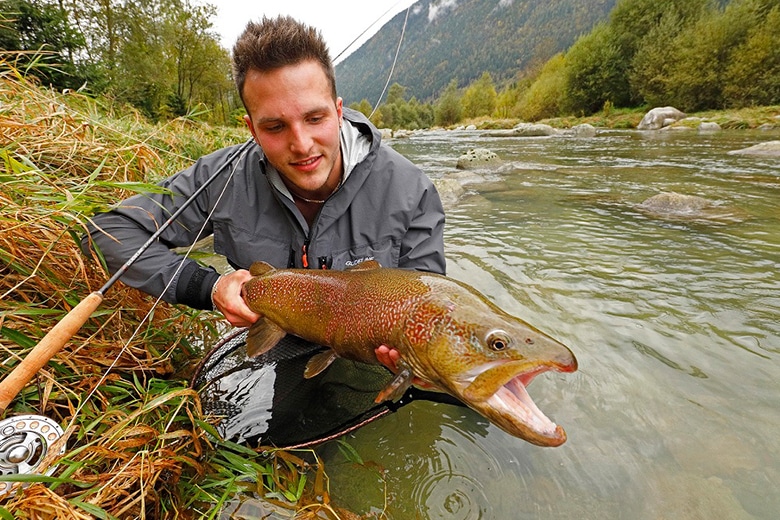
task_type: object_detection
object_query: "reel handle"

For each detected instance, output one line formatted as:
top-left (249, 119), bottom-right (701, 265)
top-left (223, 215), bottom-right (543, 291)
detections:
top-left (0, 291), bottom-right (103, 414)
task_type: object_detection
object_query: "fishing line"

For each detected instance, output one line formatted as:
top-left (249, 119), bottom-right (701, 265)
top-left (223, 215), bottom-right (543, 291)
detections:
top-left (333, 1), bottom-right (409, 63)
top-left (370, 5), bottom-right (411, 119)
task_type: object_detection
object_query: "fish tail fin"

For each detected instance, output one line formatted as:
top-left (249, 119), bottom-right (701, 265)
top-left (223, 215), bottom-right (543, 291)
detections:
top-left (246, 317), bottom-right (287, 357)
top-left (304, 350), bottom-right (338, 378)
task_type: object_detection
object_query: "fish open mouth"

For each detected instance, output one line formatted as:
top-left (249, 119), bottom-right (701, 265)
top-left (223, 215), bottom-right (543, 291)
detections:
top-left (455, 361), bottom-right (574, 447)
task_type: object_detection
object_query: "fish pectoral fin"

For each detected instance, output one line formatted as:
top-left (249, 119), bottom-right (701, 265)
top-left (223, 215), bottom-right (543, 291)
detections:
top-left (374, 366), bottom-right (414, 403)
top-left (304, 350), bottom-right (338, 378)
top-left (245, 317), bottom-right (287, 358)
top-left (249, 261), bottom-right (276, 276)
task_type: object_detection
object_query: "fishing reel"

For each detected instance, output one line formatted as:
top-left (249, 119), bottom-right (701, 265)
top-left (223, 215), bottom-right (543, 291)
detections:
top-left (0, 414), bottom-right (65, 495)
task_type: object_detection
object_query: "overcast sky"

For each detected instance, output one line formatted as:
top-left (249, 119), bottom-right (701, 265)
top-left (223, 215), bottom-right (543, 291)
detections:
top-left (210, 0), bottom-right (419, 63)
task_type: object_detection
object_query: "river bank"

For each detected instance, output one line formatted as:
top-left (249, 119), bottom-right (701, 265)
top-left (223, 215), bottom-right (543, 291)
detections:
top-left (454, 104), bottom-right (780, 131)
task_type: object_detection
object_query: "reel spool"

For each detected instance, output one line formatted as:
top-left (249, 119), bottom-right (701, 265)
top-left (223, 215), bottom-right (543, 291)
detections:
top-left (0, 414), bottom-right (65, 495)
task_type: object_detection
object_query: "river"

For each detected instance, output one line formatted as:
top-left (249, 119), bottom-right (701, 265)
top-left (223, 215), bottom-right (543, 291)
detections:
top-left (224, 127), bottom-right (780, 519)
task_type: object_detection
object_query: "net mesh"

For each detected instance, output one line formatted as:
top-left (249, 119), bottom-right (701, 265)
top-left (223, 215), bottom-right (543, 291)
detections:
top-left (190, 329), bottom-right (396, 448)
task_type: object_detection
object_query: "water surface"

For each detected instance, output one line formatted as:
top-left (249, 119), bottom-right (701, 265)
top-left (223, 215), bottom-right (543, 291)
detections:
top-left (316, 128), bottom-right (780, 519)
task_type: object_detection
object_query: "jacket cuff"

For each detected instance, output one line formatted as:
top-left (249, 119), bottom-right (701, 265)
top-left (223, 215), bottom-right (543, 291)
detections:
top-left (176, 262), bottom-right (221, 310)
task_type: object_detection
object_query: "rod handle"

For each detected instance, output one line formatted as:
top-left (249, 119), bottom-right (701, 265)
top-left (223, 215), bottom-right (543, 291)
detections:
top-left (0, 291), bottom-right (103, 414)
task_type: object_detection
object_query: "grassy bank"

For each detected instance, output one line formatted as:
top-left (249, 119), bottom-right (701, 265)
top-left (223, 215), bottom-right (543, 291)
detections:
top-left (0, 66), bottom-right (351, 518)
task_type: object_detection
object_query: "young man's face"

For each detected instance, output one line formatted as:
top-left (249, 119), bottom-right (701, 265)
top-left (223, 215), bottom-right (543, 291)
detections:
top-left (242, 60), bottom-right (343, 199)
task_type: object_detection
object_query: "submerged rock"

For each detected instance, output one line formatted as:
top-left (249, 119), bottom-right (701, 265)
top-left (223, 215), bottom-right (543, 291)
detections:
top-left (433, 178), bottom-right (466, 206)
top-left (728, 140), bottom-right (780, 157)
top-left (638, 192), bottom-right (712, 214)
top-left (637, 192), bottom-right (748, 223)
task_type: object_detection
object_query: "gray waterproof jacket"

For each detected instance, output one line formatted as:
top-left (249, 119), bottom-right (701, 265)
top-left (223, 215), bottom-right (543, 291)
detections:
top-left (83, 108), bottom-right (446, 309)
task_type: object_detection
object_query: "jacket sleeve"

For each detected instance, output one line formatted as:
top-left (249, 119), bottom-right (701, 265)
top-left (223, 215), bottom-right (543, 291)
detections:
top-left (398, 179), bottom-right (447, 276)
top-left (80, 146), bottom-right (246, 308)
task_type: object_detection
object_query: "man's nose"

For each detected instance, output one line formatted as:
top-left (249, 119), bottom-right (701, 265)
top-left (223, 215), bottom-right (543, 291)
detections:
top-left (288, 124), bottom-right (312, 154)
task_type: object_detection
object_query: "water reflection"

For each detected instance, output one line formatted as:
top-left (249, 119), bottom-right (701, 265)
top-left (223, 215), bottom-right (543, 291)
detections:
top-left (317, 129), bottom-right (779, 519)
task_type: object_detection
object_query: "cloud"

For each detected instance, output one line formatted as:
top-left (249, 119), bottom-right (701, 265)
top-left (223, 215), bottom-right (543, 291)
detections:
top-left (428, 0), bottom-right (460, 23)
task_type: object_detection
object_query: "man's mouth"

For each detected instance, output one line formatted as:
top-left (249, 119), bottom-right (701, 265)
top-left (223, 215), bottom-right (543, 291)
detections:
top-left (291, 155), bottom-right (321, 171)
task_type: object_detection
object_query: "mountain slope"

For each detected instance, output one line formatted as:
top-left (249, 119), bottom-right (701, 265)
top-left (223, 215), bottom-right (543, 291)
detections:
top-left (335, 0), bottom-right (617, 105)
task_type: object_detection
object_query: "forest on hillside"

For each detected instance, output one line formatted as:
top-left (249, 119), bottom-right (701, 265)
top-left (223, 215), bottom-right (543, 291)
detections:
top-left (1, 0), bottom-right (778, 130)
top-left (335, 0), bottom-right (619, 106)
top-left (353, 0), bottom-right (779, 130)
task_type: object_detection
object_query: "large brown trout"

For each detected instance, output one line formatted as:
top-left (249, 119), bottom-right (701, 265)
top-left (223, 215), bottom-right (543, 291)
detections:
top-left (241, 260), bottom-right (577, 447)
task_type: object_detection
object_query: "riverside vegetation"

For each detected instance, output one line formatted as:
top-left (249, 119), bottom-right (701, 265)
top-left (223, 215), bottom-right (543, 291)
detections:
top-left (1, 59), bottom-right (776, 517)
top-left (0, 65), bottom-right (362, 519)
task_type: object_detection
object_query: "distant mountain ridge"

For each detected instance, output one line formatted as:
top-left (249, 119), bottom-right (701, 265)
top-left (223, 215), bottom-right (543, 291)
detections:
top-left (335, 0), bottom-right (617, 105)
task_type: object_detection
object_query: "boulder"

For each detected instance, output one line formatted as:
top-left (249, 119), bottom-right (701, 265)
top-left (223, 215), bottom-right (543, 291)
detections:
top-left (485, 123), bottom-right (558, 137)
top-left (570, 123), bottom-right (597, 137)
top-left (698, 121), bottom-right (721, 132)
top-left (456, 148), bottom-right (501, 170)
top-left (728, 140), bottom-right (780, 157)
top-left (512, 123), bottom-right (559, 137)
top-left (637, 106), bottom-right (686, 130)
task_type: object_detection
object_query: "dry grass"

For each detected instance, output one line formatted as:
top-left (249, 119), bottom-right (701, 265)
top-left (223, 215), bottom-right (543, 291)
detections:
top-left (0, 59), bottom-right (343, 518)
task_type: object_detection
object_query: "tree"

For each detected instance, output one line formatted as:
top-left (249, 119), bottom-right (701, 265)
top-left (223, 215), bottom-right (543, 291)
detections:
top-left (0, 0), bottom-right (91, 89)
top-left (434, 79), bottom-right (462, 127)
top-left (461, 71), bottom-right (497, 118)
top-left (518, 53), bottom-right (567, 120)
top-left (723, 3), bottom-right (780, 106)
top-left (562, 24), bottom-right (629, 114)
top-left (349, 99), bottom-right (374, 118)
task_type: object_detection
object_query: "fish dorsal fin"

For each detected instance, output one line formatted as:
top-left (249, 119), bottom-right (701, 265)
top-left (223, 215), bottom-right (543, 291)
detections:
top-left (246, 317), bottom-right (287, 357)
top-left (347, 259), bottom-right (381, 271)
top-left (249, 261), bottom-right (276, 276)
top-left (304, 350), bottom-right (339, 378)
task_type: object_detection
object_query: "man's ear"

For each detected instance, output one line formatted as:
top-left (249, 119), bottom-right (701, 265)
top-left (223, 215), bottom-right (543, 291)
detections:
top-left (244, 114), bottom-right (259, 144)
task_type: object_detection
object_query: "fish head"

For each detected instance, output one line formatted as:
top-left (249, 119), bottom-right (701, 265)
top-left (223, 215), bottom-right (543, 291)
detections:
top-left (405, 277), bottom-right (577, 447)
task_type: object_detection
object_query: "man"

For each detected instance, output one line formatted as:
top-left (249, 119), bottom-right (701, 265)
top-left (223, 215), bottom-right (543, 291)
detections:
top-left (83, 16), bottom-right (445, 368)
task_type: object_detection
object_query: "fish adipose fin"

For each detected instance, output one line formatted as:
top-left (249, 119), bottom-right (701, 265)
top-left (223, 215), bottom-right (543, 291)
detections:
top-left (304, 350), bottom-right (339, 378)
top-left (246, 317), bottom-right (287, 358)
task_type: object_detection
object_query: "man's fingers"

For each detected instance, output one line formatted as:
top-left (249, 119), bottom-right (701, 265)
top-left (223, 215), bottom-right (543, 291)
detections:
top-left (212, 269), bottom-right (262, 326)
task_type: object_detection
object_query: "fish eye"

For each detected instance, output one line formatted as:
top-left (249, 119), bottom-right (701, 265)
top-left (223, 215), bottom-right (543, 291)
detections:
top-left (486, 330), bottom-right (511, 351)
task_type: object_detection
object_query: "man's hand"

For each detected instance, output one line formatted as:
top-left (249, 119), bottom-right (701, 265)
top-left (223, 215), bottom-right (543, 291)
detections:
top-left (375, 344), bottom-right (427, 386)
top-left (211, 269), bottom-right (261, 327)
top-left (375, 344), bottom-right (402, 372)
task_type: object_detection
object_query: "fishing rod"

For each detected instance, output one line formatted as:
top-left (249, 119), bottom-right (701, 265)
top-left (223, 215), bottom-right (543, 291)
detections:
top-left (0, 137), bottom-right (254, 415)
